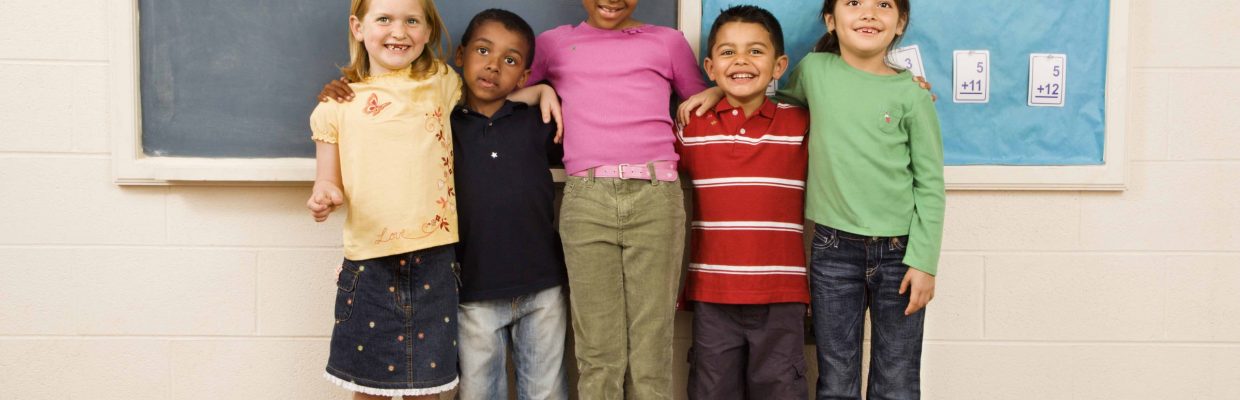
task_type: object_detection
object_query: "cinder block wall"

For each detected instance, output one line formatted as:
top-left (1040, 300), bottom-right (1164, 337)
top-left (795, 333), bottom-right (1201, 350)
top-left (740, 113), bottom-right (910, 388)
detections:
top-left (2, 1), bottom-right (1239, 399)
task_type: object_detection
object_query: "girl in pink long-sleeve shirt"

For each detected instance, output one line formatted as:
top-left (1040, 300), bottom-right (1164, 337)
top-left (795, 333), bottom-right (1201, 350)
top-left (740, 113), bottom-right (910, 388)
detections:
top-left (529, 1), bottom-right (707, 399)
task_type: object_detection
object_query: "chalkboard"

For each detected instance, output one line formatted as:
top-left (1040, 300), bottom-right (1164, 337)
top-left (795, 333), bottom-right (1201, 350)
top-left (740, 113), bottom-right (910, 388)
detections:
top-left (699, 0), bottom-right (1111, 166)
top-left (138, 0), bottom-right (678, 159)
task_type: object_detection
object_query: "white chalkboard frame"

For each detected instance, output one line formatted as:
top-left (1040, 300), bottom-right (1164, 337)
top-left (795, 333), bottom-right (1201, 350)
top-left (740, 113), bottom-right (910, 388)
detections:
top-left (679, 0), bottom-right (1130, 191)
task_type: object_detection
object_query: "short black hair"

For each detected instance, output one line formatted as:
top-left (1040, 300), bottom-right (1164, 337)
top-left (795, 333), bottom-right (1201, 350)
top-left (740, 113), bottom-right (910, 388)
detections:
top-left (706, 5), bottom-right (785, 57)
top-left (459, 9), bottom-right (537, 68)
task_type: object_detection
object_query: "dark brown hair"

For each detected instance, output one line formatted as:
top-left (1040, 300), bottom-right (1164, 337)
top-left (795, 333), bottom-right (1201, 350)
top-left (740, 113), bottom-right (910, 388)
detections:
top-left (813, 0), bottom-right (910, 55)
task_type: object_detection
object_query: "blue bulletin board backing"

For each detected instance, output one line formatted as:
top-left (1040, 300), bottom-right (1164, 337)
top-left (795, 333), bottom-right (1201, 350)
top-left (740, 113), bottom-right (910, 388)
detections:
top-left (700, 0), bottom-right (1110, 166)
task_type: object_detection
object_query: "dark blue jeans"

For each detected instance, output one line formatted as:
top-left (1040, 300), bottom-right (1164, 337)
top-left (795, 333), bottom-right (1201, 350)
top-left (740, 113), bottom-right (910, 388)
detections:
top-left (809, 224), bottom-right (924, 400)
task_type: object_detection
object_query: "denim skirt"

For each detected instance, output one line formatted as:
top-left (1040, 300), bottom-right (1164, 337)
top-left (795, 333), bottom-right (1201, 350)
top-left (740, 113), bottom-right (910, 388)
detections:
top-left (324, 244), bottom-right (460, 396)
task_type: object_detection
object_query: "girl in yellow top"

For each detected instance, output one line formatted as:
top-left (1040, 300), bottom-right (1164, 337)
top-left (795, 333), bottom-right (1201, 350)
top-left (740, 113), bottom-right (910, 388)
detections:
top-left (306, 0), bottom-right (461, 398)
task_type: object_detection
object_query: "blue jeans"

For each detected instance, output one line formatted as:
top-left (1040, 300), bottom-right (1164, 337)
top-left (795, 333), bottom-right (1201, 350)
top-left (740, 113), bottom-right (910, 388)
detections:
top-left (809, 224), bottom-right (924, 400)
top-left (457, 285), bottom-right (569, 400)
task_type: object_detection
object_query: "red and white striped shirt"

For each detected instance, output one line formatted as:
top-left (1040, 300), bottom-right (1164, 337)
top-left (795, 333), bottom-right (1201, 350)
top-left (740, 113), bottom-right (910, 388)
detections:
top-left (676, 98), bottom-right (811, 305)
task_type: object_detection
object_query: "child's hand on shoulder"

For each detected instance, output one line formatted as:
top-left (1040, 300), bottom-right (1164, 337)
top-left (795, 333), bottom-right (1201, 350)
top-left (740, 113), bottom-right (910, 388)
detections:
top-left (509, 84), bottom-right (564, 143)
top-left (677, 87), bottom-right (724, 126)
top-left (307, 181), bottom-right (344, 222)
top-left (317, 77), bottom-right (355, 103)
top-left (899, 267), bottom-right (936, 316)
top-left (536, 84), bottom-right (564, 143)
top-left (912, 76), bottom-right (936, 102)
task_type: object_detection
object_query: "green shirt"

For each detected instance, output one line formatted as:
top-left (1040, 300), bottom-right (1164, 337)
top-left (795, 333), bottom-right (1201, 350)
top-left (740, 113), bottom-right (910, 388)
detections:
top-left (779, 52), bottom-right (945, 275)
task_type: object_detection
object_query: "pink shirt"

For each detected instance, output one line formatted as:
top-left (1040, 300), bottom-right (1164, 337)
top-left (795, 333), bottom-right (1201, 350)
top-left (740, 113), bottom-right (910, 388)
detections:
top-left (528, 22), bottom-right (707, 174)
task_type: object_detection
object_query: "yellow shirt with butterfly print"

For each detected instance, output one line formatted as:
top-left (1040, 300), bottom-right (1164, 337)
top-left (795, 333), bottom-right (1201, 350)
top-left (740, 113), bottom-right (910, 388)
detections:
top-left (310, 64), bottom-right (462, 261)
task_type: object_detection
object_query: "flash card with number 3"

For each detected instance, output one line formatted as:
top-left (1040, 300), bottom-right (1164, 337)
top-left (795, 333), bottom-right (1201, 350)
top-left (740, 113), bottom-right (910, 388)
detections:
top-left (953, 50), bottom-right (989, 103)
top-left (1028, 53), bottom-right (1067, 107)
top-left (888, 45), bottom-right (926, 78)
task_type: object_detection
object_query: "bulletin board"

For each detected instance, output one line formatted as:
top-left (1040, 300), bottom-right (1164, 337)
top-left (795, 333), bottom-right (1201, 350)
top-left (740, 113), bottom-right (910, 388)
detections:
top-left (679, 0), bottom-right (1129, 190)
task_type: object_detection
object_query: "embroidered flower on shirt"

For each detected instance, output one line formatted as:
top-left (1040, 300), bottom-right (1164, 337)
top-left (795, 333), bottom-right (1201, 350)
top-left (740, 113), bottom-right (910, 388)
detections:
top-left (425, 214), bottom-right (451, 232)
top-left (426, 107), bottom-right (445, 134)
top-left (396, 104), bottom-right (456, 241)
top-left (622, 26), bottom-right (644, 35)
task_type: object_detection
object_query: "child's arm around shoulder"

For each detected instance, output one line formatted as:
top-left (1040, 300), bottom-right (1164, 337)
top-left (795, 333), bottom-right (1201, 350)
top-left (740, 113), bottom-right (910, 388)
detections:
top-left (524, 25), bottom-right (571, 86)
top-left (677, 87), bottom-right (724, 126)
top-left (659, 26), bottom-right (708, 101)
top-left (508, 85), bottom-right (563, 143)
top-left (772, 53), bottom-right (825, 108)
top-left (318, 77), bottom-right (355, 103)
top-left (508, 28), bottom-right (568, 143)
top-left (540, 111), bottom-right (564, 166)
top-left (781, 102), bottom-right (812, 142)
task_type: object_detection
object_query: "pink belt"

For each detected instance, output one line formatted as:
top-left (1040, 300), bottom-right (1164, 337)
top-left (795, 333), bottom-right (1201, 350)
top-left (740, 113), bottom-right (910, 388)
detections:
top-left (570, 161), bottom-right (679, 182)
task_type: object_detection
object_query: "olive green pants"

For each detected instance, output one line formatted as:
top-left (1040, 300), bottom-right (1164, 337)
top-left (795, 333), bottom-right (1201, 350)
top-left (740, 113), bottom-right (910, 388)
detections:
top-left (559, 175), bottom-right (686, 400)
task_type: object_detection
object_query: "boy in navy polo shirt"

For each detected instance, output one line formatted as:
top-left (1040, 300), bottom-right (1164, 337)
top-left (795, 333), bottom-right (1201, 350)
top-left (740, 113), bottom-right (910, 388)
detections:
top-left (447, 9), bottom-right (569, 400)
top-left (674, 6), bottom-right (811, 399)
top-left (321, 8), bottom-right (569, 400)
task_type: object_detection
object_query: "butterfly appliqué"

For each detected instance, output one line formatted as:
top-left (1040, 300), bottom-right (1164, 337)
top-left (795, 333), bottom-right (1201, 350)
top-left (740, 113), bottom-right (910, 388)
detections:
top-left (363, 93), bottom-right (392, 117)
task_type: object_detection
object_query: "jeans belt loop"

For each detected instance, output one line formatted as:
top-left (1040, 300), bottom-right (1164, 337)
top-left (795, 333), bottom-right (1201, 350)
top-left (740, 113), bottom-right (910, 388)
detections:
top-left (587, 166), bottom-right (596, 182)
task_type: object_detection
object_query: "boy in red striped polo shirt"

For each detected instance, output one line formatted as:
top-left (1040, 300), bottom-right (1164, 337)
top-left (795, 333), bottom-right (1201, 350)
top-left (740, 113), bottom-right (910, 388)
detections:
top-left (674, 6), bottom-right (811, 400)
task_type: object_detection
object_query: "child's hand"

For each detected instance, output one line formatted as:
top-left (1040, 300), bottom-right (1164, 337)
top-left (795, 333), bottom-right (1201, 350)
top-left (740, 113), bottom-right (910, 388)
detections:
top-left (508, 84), bottom-right (565, 143)
top-left (913, 76), bottom-right (936, 102)
top-left (537, 84), bottom-right (564, 143)
top-left (317, 77), bottom-right (354, 103)
top-left (307, 181), bottom-right (344, 222)
top-left (899, 267), bottom-right (936, 316)
top-left (677, 87), bottom-right (724, 126)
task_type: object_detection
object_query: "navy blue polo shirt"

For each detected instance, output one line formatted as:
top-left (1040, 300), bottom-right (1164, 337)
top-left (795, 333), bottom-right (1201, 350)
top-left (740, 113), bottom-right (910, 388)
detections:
top-left (452, 101), bottom-right (566, 303)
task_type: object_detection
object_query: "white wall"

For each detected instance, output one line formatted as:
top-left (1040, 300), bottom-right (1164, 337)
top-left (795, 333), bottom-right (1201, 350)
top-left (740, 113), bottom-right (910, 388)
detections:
top-left (2, 1), bottom-right (1239, 399)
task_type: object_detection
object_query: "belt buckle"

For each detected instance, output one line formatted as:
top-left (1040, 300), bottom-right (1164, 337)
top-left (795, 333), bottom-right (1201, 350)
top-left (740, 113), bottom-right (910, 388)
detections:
top-left (617, 163), bottom-right (631, 179)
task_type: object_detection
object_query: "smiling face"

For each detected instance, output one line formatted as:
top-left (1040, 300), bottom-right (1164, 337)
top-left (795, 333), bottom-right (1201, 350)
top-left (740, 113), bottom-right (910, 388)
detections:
top-left (455, 21), bottom-right (532, 108)
top-left (581, 0), bottom-right (639, 30)
top-left (826, 0), bottom-right (906, 59)
top-left (704, 22), bottom-right (788, 109)
top-left (350, 0), bottom-right (431, 76)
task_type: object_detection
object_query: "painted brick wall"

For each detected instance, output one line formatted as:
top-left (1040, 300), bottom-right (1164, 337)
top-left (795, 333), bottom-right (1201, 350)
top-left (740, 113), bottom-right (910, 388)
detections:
top-left (1, 1), bottom-right (1238, 399)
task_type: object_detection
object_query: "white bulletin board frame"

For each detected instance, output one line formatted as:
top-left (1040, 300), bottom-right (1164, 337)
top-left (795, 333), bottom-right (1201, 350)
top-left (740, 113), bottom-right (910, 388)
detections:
top-left (679, 0), bottom-right (1129, 191)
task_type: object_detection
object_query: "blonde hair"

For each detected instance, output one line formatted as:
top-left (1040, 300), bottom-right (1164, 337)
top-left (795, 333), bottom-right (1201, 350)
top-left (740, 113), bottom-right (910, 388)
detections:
top-left (342, 0), bottom-right (448, 82)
